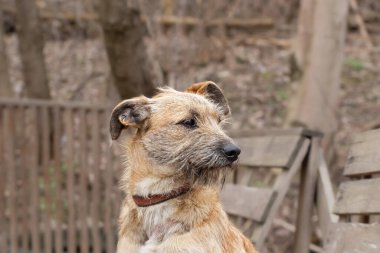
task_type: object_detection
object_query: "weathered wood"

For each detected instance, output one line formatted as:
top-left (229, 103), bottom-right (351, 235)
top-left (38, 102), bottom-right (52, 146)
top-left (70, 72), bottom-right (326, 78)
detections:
top-left (254, 139), bottom-right (309, 248)
top-left (0, 99), bottom-right (125, 253)
top-left (29, 107), bottom-right (40, 253)
top-left (334, 178), bottom-right (380, 215)
top-left (79, 109), bottom-right (89, 253)
top-left (0, 11), bottom-right (12, 97)
top-left (235, 135), bottom-right (303, 168)
top-left (91, 110), bottom-right (101, 253)
top-left (325, 223), bottom-right (380, 253)
top-left (3, 107), bottom-right (17, 253)
top-left (18, 107), bottom-right (29, 253)
top-left (294, 137), bottom-right (320, 253)
top-left (14, 0), bottom-right (50, 99)
top-left (53, 106), bottom-right (63, 253)
top-left (104, 116), bottom-right (115, 253)
top-left (327, 129), bottom-right (380, 250)
top-left (0, 107), bottom-right (7, 253)
top-left (42, 107), bottom-right (52, 253)
top-left (344, 130), bottom-right (380, 176)
top-left (221, 184), bottom-right (275, 222)
top-left (351, 128), bottom-right (380, 143)
top-left (317, 151), bottom-right (338, 241)
top-left (65, 109), bottom-right (76, 253)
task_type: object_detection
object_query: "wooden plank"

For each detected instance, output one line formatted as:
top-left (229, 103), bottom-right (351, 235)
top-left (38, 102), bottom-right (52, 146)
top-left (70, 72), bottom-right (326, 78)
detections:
top-left (103, 112), bottom-right (115, 253)
top-left (53, 106), bottom-right (63, 253)
top-left (18, 106), bottom-right (29, 253)
top-left (334, 178), bottom-right (380, 215)
top-left (79, 108), bottom-right (89, 253)
top-left (294, 137), bottom-right (320, 253)
top-left (254, 139), bottom-right (309, 248)
top-left (0, 107), bottom-right (8, 253)
top-left (30, 107), bottom-right (40, 253)
top-left (65, 108), bottom-right (76, 253)
top-left (91, 110), bottom-right (101, 253)
top-left (235, 135), bottom-right (303, 168)
top-left (317, 150), bottom-right (338, 242)
top-left (325, 223), bottom-right (380, 253)
top-left (41, 107), bottom-right (52, 253)
top-left (344, 134), bottom-right (380, 176)
top-left (221, 184), bottom-right (275, 222)
top-left (231, 166), bottom-right (254, 228)
top-left (3, 107), bottom-right (17, 253)
top-left (351, 128), bottom-right (380, 143)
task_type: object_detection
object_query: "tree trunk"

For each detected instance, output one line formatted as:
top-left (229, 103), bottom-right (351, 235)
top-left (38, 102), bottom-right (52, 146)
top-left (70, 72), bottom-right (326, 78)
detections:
top-left (15, 0), bottom-right (50, 99)
top-left (97, 0), bottom-right (162, 99)
top-left (294, 0), bottom-right (316, 70)
top-left (288, 0), bottom-right (349, 135)
top-left (0, 10), bottom-right (12, 97)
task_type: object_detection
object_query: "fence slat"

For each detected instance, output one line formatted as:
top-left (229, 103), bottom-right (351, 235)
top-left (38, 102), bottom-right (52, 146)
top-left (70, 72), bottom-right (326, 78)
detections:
top-left (42, 106), bottom-right (53, 253)
top-left (91, 110), bottom-right (101, 253)
top-left (65, 108), bottom-right (76, 253)
top-left (0, 107), bottom-right (8, 253)
top-left (29, 107), bottom-right (40, 253)
top-left (79, 108), bottom-right (89, 253)
top-left (53, 106), bottom-right (63, 253)
top-left (3, 107), bottom-right (18, 253)
top-left (104, 111), bottom-right (115, 253)
top-left (18, 106), bottom-right (30, 253)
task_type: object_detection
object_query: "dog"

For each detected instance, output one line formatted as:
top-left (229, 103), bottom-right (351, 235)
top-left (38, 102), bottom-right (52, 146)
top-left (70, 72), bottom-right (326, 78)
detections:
top-left (110, 81), bottom-right (258, 253)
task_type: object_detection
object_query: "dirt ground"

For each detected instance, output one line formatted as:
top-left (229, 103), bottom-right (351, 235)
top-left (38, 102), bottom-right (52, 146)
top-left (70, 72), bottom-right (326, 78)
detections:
top-left (3, 7), bottom-right (380, 252)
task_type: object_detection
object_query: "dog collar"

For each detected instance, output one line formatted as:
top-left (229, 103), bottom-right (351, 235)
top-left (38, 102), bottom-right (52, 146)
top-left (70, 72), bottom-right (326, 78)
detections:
top-left (132, 185), bottom-right (191, 207)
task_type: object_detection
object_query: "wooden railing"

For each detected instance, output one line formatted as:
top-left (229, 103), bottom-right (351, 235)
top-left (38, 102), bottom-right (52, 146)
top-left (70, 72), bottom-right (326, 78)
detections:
top-left (1, 2), bottom-right (273, 30)
top-left (0, 98), bottom-right (123, 253)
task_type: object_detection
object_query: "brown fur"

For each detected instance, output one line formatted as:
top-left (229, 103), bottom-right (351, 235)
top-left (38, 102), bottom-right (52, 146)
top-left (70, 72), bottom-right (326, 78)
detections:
top-left (111, 81), bottom-right (258, 253)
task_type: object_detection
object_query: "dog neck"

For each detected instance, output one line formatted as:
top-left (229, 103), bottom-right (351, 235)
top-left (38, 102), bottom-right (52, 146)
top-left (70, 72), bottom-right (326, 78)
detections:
top-left (132, 184), bottom-right (191, 207)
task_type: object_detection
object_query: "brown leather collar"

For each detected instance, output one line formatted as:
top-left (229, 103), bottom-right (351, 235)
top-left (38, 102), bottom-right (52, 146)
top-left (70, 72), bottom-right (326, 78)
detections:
top-left (132, 185), bottom-right (191, 207)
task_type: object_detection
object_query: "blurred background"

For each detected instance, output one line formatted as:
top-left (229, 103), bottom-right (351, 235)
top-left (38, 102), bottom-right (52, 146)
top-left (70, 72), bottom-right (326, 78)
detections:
top-left (0, 0), bottom-right (379, 252)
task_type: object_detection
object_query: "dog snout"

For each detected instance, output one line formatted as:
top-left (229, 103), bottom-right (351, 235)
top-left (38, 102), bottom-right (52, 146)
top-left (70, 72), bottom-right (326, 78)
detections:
top-left (222, 143), bottom-right (241, 162)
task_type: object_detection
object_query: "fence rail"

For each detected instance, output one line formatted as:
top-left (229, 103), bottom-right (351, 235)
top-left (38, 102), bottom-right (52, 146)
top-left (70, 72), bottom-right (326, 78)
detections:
top-left (0, 99), bottom-right (123, 253)
top-left (1, 3), bottom-right (273, 30)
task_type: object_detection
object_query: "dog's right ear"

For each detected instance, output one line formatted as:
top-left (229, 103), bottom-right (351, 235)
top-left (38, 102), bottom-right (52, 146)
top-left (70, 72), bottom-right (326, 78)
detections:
top-left (110, 96), bottom-right (151, 140)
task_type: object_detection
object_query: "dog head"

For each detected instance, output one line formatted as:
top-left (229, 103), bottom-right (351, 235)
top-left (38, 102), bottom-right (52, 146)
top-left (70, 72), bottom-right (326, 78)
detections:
top-left (110, 81), bottom-right (240, 185)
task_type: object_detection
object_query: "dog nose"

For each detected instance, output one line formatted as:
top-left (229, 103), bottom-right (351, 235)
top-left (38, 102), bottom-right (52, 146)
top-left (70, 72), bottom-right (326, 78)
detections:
top-left (222, 143), bottom-right (241, 162)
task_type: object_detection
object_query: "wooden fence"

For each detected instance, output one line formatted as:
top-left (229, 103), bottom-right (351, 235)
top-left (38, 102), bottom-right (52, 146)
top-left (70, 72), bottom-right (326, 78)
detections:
top-left (0, 98), bottom-right (123, 253)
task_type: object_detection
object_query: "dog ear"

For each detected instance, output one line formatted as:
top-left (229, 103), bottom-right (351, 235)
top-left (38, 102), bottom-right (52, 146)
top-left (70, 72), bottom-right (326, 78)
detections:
top-left (110, 96), bottom-right (151, 140)
top-left (185, 81), bottom-right (230, 116)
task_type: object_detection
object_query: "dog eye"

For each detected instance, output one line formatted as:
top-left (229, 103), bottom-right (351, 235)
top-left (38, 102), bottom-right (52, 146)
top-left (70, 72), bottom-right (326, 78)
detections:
top-left (178, 118), bottom-right (197, 129)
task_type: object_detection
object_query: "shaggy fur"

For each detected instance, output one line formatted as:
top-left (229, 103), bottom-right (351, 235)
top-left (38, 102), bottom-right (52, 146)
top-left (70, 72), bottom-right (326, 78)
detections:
top-left (110, 81), bottom-right (258, 253)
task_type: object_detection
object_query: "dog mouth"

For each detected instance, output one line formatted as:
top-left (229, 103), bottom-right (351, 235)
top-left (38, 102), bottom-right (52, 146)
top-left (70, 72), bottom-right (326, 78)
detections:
top-left (187, 157), bottom-right (237, 170)
top-left (186, 159), bottom-right (238, 182)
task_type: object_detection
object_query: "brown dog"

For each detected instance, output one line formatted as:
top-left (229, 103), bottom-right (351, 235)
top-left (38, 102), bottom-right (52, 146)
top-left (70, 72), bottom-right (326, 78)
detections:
top-left (110, 81), bottom-right (257, 253)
